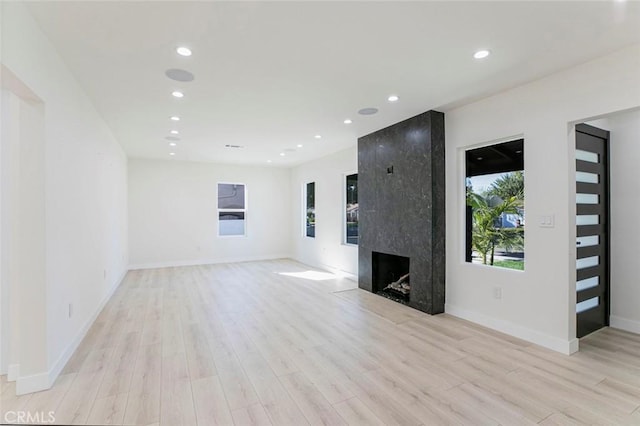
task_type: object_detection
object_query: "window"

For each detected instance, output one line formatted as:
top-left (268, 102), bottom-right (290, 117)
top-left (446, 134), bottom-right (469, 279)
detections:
top-left (465, 139), bottom-right (524, 270)
top-left (345, 173), bottom-right (358, 245)
top-left (218, 183), bottom-right (246, 236)
top-left (305, 182), bottom-right (315, 238)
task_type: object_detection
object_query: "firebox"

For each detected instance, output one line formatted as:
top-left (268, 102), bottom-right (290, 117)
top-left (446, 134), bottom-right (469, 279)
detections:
top-left (372, 252), bottom-right (410, 304)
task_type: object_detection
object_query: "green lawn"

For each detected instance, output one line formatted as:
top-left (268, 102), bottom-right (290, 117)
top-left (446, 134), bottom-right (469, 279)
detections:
top-left (493, 259), bottom-right (524, 271)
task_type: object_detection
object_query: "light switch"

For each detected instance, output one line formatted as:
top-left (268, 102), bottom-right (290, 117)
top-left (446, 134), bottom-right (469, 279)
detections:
top-left (539, 215), bottom-right (555, 228)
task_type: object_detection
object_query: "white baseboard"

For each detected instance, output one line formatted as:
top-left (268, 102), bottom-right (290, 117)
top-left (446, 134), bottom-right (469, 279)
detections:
top-left (128, 253), bottom-right (292, 270)
top-left (7, 363), bottom-right (19, 382)
top-left (445, 303), bottom-right (578, 355)
top-left (610, 315), bottom-right (640, 335)
top-left (16, 371), bottom-right (49, 395)
top-left (21, 268), bottom-right (128, 396)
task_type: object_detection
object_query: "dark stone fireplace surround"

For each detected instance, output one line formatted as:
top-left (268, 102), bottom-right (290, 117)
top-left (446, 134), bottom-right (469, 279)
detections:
top-left (358, 110), bottom-right (445, 315)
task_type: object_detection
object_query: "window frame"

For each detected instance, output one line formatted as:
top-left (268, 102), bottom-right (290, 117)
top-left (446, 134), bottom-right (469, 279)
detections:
top-left (463, 137), bottom-right (525, 271)
top-left (217, 182), bottom-right (247, 238)
top-left (304, 181), bottom-right (315, 238)
top-left (343, 171), bottom-right (359, 246)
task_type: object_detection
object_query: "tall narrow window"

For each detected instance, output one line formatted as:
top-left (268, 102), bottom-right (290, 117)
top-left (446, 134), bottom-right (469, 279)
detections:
top-left (345, 173), bottom-right (358, 245)
top-left (465, 139), bottom-right (524, 270)
top-left (218, 183), bottom-right (246, 236)
top-left (305, 182), bottom-right (315, 238)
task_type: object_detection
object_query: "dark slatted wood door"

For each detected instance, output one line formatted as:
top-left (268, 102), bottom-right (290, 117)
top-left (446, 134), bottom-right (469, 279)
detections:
top-left (575, 123), bottom-right (610, 338)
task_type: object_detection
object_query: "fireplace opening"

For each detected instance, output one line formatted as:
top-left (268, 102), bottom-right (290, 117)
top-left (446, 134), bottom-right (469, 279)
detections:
top-left (372, 252), bottom-right (410, 304)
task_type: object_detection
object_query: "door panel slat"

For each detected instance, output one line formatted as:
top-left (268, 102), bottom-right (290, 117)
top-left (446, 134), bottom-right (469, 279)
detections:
top-left (577, 204), bottom-right (604, 215)
top-left (577, 245), bottom-right (602, 259)
top-left (577, 224), bottom-right (604, 236)
top-left (576, 160), bottom-right (603, 174)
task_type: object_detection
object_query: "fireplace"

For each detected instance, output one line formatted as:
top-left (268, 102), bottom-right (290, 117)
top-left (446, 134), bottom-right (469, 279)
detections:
top-left (358, 110), bottom-right (445, 314)
top-left (373, 252), bottom-right (410, 304)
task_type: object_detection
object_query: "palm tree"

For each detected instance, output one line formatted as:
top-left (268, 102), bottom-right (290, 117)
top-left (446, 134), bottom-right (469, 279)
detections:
top-left (467, 191), bottom-right (524, 265)
top-left (487, 171), bottom-right (524, 200)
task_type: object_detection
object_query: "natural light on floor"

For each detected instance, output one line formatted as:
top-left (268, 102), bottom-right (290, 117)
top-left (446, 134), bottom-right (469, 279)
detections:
top-left (277, 270), bottom-right (337, 281)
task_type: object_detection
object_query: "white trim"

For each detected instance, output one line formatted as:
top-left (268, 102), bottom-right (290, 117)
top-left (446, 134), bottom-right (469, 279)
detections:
top-left (129, 253), bottom-right (292, 271)
top-left (15, 371), bottom-right (48, 396)
top-left (445, 303), bottom-right (579, 355)
top-left (610, 315), bottom-right (640, 335)
top-left (7, 363), bottom-right (19, 382)
top-left (38, 268), bottom-right (128, 395)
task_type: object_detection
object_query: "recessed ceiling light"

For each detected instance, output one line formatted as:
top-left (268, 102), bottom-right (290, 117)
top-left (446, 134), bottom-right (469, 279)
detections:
top-left (170, 130), bottom-right (179, 135)
top-left (170, 116), bottom-right (180, 121)
top-left (314, 135), bottom-right (322, 139)
top-left (280, 152), bottom-right (286, 156)
top-left (169, 142), bottom-right (177, 147)
top-left (267, 160), bottom-right (272, 163)
top-left (176, 46), bottom-right (192, 57)
top-left (388, 95), bottom-right (399, 102)
top-left (172, 91), bottom-right (184, 98)
top-left (474, 49), bottom-right (490, 59)
top-left (169, 152), bottom-right (176, 156)
top-left (477, 156), bottom-right (483, 160)
top-left (358, 107), bottom-right (378, 115)
top-left (297, 144), bottom-right (303, 148)
top-left (344, 119), bottom-right (352, 124)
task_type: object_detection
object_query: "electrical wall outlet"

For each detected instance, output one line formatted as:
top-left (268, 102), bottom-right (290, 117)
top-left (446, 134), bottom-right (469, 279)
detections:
top-left (493, 286), bottom-right (502, 300)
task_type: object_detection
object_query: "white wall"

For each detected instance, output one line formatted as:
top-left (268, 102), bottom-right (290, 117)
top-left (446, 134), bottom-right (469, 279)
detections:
top-left (601, 110), bottom-right (640, 334)
top-left (0, 88), bottom-right (47, 385)
top-left (128, 158), bottom-right (291, 268)
top-left (4, 90), bottom-right (47, 389)
top-left (445, 44), bottom-right (640, 354)
top-left (1, 3), bottom-right (128, 393)
top-left (290, 147), bottom-right (358, 279)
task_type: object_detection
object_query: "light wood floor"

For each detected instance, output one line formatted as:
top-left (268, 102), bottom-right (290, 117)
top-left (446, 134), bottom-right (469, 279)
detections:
top-left (2, 259), bottom-right (640, 425)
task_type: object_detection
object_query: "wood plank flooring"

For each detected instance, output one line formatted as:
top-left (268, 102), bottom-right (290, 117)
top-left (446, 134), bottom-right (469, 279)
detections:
top-left (1, 259), bottom-right (639, 425)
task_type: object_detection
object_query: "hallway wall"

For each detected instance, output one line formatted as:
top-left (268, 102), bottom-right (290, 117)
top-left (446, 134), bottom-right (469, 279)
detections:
top-left (1, 3), bottom-right (129, 394)
top-left (590, 110), bottom-right (640, 334)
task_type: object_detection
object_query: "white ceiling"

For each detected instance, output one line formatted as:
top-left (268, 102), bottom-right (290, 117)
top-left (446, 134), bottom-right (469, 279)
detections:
top-left (26, 1), bottom-right (640, 167)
